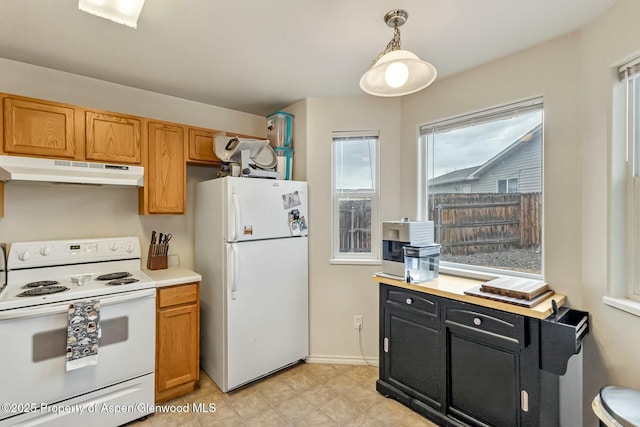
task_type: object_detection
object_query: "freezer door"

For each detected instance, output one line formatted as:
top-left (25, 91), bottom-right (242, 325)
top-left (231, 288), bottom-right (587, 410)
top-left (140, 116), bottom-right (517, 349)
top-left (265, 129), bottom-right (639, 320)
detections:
top-left (225, 177), bottom-right (308, 241)
top-left (226, 237), bottom-right (308, 390)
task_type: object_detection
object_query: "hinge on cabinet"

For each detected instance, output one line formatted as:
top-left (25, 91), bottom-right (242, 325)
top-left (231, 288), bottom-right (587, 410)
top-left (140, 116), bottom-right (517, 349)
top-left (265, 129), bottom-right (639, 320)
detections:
top-left (383, 337), bottom-right (389, 353)
top-left (521, 390), bottom-right (529, 412)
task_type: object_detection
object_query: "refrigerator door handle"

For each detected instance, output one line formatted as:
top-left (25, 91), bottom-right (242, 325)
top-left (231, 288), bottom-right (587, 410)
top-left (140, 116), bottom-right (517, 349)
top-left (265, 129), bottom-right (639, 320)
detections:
top-left (231, 192), bottom-right (241, 241)
top-left (230, 243), bottom-right (238, 299)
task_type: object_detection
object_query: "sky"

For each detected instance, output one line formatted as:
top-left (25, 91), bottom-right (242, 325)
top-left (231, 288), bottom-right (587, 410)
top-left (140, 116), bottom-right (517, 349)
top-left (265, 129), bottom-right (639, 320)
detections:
top-left (426, 110), bottom-right (542, 178)
top-left (334, 138), bottom-right (376, 191)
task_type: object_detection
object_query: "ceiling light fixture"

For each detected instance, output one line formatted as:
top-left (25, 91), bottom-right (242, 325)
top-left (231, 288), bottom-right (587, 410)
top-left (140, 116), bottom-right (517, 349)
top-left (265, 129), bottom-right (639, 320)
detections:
top-left (78, 0), bottom-right (146, 28)
top-left (359, 9), bottom-right (437, 97)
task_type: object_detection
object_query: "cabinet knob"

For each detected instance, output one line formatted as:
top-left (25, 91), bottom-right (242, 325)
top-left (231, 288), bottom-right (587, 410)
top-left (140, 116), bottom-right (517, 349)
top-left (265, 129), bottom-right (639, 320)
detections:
top-left (406, 298), bottom-right (413, 305)
top-left (473, 317), bottom-right (482, 326)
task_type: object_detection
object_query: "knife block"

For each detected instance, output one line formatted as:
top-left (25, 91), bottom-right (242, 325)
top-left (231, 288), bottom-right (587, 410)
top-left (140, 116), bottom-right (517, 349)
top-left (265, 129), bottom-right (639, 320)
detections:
top-left (147, 244), bottom-right (168, 270)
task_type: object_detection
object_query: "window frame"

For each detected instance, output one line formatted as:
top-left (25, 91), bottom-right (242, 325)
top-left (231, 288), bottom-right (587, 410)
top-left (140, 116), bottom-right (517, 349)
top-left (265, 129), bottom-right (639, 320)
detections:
top-left (497, 177), bottom-right (519, 193)
top-left (418, 98), bottom-right (544, 279)
top-left (602, 55), bottom-right (640, 316)
top-left (330, 131), bottom-right (380, 264)
top-left (626, 68), bottom-right (640, 299)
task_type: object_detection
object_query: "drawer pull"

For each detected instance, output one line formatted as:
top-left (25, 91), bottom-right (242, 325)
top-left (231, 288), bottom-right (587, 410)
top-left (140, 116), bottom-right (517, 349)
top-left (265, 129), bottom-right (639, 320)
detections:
top-left (521, 390), bottom-right (529, 412)
top-left (473, 317), bottom-right (482, 326)
top-left (406, 298), bottom-right (413, 305)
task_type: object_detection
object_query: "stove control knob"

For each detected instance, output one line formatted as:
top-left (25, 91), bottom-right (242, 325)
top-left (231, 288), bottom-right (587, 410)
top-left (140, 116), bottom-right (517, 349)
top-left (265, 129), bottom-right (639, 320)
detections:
top-left (125, 244), bottom-right (135, 253)
top-left (109, 243), bottom-right (119, 252)
top-left (40, 247), bottom-right (51, 256)
top-left (18, 251), bottom-right (30, 261)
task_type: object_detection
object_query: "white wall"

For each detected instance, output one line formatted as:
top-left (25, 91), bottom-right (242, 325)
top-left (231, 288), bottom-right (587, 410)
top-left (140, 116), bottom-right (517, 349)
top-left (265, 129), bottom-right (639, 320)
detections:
top-left (0, 58), bottom-right (265, 269)
top-left (291, 96), bottom-right (401, 363)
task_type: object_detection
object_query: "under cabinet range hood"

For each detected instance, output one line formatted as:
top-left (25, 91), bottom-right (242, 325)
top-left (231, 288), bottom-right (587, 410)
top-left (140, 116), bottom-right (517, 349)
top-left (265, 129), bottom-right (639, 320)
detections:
top-left (0, 155), bottom-right (144, 187)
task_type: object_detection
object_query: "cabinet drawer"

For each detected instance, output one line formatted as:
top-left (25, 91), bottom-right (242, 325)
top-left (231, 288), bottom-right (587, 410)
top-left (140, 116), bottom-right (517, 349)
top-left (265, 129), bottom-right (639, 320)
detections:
top-left (445, 301), bottom-right (525, 346)
top-left (385, 286), bottom-right (439, 318)
top-left (158, 283), bottom-right (199, 308)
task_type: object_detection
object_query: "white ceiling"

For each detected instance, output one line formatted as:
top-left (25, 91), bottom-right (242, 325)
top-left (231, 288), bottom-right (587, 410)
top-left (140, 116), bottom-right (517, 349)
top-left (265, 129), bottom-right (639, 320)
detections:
top-left (0, 0), bottom-right (618, 116)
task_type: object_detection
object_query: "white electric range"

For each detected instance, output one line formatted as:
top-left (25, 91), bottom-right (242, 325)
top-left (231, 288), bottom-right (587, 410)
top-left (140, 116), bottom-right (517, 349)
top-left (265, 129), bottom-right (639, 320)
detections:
top-left (0, 237), bottom-right (156, 427)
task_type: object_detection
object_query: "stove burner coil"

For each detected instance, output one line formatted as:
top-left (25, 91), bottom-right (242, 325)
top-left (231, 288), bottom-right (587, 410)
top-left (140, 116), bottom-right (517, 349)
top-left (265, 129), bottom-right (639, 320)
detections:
top-left (22, 280), bottom-right (60, 289)
top-left (96, 272), bottom-right (131, 281)
top-left (17, 286), bottom-right (70, 297)
top-left (106, 278), bottom-right (140, 286)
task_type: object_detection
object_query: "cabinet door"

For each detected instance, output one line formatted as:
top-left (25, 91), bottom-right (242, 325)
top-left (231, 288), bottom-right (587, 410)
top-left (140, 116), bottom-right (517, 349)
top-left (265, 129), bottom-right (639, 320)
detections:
top-left (445, 302), bottom-right (525, 427)
top-left (156, 303), bottom-right (199, 393)
top-left (447, 330), bottom-right (519, 426)
top-left (85, 111), bottom-right (141, 164)
top-left (3, 96), bottom-right (76, 158)
top-left (146, 122), bottom-right (185, 214)
top-left (188, 127), bottom-right (221, 163)
top-left (381, 287), bottom-right (442, 407)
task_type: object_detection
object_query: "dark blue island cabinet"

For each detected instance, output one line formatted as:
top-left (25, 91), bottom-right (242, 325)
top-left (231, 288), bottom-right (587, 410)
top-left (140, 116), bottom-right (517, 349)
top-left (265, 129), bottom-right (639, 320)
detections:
top-left (377, 283), bottom-right (589, 427)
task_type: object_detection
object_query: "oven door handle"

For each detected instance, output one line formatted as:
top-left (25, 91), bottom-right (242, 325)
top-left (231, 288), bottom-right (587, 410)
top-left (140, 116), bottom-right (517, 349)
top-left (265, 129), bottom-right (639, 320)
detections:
top-left (0, 289), bottom-right (156, 320)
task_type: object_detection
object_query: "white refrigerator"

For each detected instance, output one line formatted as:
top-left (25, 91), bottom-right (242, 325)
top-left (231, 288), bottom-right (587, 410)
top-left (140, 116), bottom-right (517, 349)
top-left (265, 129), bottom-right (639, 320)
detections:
top-left (195, 176), bottom-right (309, 392)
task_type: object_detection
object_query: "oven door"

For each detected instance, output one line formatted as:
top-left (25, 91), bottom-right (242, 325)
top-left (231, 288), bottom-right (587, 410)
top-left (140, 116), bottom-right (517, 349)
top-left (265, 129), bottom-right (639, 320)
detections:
top-left (0, 289), bottom-right (155, 422)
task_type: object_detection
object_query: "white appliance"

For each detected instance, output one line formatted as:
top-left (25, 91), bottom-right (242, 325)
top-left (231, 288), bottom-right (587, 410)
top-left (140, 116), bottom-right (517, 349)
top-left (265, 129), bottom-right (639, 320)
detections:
top-left (0, 155), bottom-right (144, 186)
top-left (195, 176), bottom-right (309, 392)
top-left (214, 134), bottom-right (280, 179)
top-left (382, 219), bottom-right (434, 278)
top-left (0, 237), bottom-right (156, 427)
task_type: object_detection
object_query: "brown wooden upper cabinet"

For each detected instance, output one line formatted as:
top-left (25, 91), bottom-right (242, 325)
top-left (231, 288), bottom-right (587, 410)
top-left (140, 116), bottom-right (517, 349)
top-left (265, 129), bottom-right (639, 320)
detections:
top-left (140, 121), bottom-right (186, 215)
top-left (188, 127), bottom-right (221, 164)
top-left (2, 95), bottom-right (78, 159)
top-left (85, 111), bottom-right (142, 164)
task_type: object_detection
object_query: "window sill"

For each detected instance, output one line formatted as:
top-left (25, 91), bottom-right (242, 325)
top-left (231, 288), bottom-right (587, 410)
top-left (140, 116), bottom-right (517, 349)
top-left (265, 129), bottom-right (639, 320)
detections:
top-left (602, 296), bottom-right (640, 317)
top-left (439, 263), bottom-right (543, 281)
top-left (330, 259), bottom-right (381, 266)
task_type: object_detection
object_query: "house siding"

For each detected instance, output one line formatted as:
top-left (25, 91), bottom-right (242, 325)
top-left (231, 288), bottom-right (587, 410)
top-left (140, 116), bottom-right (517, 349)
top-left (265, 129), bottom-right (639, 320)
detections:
top-left (430, 130), bottom-right (542, 195)
top-left (471, 133), bottom-right (541, 193)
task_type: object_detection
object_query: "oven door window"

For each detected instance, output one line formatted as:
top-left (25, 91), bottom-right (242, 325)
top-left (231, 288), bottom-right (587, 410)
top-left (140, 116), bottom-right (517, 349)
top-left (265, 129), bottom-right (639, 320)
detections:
top-left (33, 317), bottom-right (129, 362)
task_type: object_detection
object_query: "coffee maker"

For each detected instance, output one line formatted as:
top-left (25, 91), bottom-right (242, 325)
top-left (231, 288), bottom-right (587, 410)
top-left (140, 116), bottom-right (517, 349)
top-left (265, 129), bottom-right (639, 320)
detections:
top-left (382, 219), bottom-right (434, 278)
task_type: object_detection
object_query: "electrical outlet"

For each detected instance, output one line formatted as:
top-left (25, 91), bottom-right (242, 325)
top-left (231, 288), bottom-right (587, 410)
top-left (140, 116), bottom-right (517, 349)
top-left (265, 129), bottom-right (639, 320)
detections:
top-left (354, 314), bottom-right (363, 330)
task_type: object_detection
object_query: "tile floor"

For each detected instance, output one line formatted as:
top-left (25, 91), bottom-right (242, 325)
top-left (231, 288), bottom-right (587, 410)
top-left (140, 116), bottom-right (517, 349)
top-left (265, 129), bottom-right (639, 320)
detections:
top-left (129, 363), bottom-right (438, 426)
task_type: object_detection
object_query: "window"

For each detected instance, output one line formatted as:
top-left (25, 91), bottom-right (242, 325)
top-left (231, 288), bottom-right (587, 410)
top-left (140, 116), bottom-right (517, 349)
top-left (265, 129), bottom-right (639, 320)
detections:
top-left (331, 132), bottom-right (379, 263)
top-left (602, 56), bottom-right (640, 315)
top-left (498, 177), bottom-right (519, 193)
top-left (622, 58), bottom-right (640, 298)
top-left (419, 98), bottom-right (543, 276)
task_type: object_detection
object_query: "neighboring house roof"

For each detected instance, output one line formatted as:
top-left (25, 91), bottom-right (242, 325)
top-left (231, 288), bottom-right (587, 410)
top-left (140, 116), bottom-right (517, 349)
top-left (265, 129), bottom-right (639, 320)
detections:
top-left (429, 165), bottom-right (480, 186)
top-left (429, 123), bottom-right (542, 186)
top-left (467, 123), bottom-right (542, 179)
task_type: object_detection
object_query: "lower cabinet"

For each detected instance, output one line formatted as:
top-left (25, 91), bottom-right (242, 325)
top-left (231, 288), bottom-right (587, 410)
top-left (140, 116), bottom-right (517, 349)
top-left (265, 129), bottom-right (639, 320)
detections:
top-left (378, 284), bottom-right (547, 427)
top-left (381, 288), bottom-right (442, 409)
top-left (156, 283), bottom-right (200, 403)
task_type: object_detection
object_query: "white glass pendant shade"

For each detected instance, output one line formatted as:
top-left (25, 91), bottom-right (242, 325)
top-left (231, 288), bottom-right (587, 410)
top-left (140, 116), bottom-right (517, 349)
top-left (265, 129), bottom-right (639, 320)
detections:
top-left (360, 49), bottom-right (437, 97)
top-left (79, 0), bottom-right (145, 28)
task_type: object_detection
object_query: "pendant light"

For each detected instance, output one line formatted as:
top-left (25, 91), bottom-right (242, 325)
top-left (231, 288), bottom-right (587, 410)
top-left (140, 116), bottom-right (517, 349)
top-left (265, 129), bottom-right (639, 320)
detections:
top-left (78, 0), bottom-right (146, 28)
top-left (360, 9), bottom-right (437, 97)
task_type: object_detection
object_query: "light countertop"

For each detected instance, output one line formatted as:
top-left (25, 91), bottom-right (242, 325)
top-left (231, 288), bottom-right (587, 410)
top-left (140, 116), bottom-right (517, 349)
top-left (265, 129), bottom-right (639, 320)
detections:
top-left (374, 273), bottom-right (566, 320)
top-left (144, 266), bottom-right (202, 288)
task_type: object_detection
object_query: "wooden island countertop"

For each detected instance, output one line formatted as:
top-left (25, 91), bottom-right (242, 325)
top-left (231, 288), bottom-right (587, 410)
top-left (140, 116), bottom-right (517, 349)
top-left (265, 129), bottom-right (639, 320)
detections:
top-left (373, 273), bottom-right (566, 320)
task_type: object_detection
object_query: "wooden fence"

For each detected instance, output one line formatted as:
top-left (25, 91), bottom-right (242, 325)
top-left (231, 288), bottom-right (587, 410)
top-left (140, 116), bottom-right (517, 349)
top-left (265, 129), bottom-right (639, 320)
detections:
top-left (338, 199), bottom-right (372, 253)
top-left (429, 193), bottom-right (541, 255)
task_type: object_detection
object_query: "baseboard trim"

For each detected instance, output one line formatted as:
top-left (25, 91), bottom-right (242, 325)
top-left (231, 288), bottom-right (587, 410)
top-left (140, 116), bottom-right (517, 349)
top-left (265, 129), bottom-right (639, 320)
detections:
top-left (305, 355), bottom-right (379, 367)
